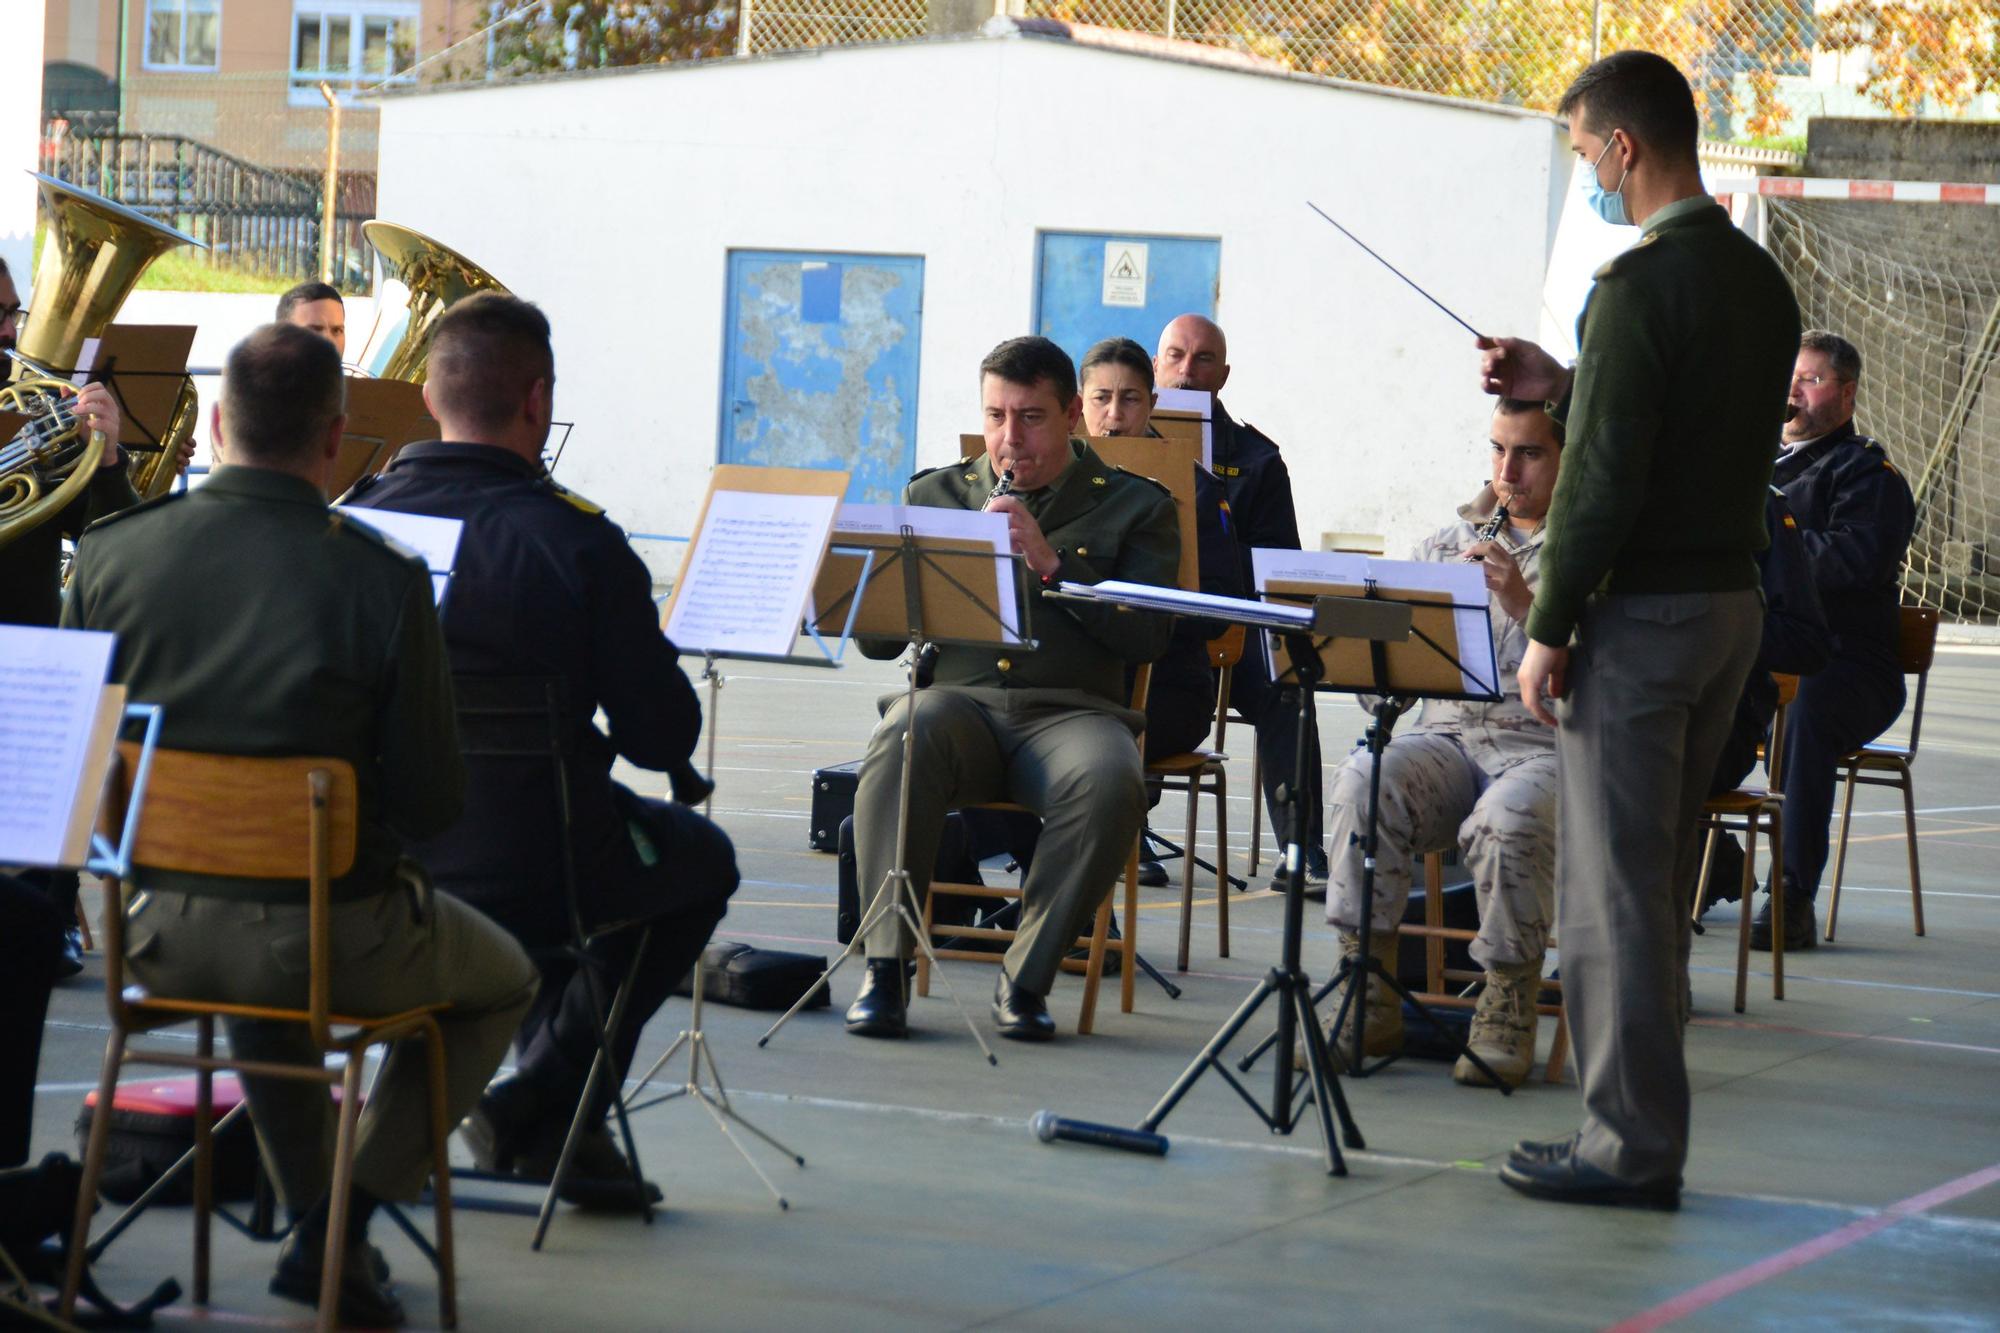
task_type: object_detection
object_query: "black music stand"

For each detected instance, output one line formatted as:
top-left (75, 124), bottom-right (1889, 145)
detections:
top-left (1238, 576), bottom-right (1510, 1091)
top-left (760, 529), bottom-right (1032, 1065)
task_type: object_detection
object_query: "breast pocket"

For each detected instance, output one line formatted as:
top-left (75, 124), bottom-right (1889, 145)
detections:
top-left (1064, 529), bottom-right (1124, 579)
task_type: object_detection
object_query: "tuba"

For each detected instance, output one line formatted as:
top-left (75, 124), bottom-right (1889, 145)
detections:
top-left (354, 221), bottom-right (511, 384)
top-left (1, 174), bottom-right (202, 549)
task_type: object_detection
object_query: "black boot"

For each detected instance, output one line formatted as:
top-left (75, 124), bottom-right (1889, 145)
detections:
top-left (845, 959), bottom-right (908, 1038)
top-left (1749, 888), bottom-right (1818, 952)
top-left (991, 970), bottom-right (1055, 1042)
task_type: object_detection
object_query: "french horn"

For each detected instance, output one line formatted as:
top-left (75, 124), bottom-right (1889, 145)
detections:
top-left (0, 174), bottom-right (202, 547)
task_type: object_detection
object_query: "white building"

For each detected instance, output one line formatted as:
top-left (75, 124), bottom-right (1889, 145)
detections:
top-left (377, 20), bottom-right (1574, 572)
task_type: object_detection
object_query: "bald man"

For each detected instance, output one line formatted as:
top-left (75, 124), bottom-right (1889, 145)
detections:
top-left (1155, 315), bottom-right (1321, 889)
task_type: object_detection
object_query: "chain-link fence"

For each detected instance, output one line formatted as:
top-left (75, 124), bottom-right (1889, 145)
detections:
top-left (1766, 196), bottom-right (2000, 625)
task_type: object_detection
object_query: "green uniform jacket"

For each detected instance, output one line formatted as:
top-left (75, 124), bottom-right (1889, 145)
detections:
top-left (0, 462), bottom-right (138, 627)
top-left (1528, 195), bottom-right (1803, 648)
top-left (62, 465), bottom-right (464, 903)
top-left (867, 441), bottom-right (1181, 704)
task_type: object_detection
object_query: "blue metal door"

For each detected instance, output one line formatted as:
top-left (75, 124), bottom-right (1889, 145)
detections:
top-left (1034, 232), bottom-right (1221, 373)
top-left (719, 250), bottom-right (924, 505)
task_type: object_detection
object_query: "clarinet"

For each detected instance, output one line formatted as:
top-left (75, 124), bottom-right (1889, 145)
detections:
top-left (989, 467), bottom-right (1016, 503)
top-left (1464, 495), bottom-right (1512, 559)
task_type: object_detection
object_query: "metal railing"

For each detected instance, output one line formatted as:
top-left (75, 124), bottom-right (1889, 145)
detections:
top-left (39, 131), bottom-right (376, 293)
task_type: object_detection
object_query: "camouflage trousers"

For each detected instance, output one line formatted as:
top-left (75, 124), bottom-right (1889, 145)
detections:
top-left (1323, 730), bottom-right (1556, 969)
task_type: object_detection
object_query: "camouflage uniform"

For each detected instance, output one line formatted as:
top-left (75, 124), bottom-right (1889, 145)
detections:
top-left (1323, 484), bottom-right (1556, 969)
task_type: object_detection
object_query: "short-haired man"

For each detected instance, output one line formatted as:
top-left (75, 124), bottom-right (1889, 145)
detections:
top-left (1478, 50), bottom-right (1800, 1209)
top-left (1747, 330), bottom-right (1916, 952)
top-left (844, 336), bottom-right (1180, 1041)
top-left (276, 280), bottom-right (347, 359)
top-left (1318, 400), bottom-right (1562, 1088)
top-left (348, 293), bottom-right (739, 1206)
top-left (64, 324), bottom-right (538, 1325)
top-left (1155, 314), bottom-right (1324, 889)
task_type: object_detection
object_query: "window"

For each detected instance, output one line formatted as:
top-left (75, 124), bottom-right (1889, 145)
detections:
top-left (143, 0), bottom-right (221, 71)
top-left (291, 2), bottom-right (418, 103)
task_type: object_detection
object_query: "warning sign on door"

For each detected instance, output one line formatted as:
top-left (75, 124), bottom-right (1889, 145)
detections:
top-left (1102, 242), bottom-right (1149, 308)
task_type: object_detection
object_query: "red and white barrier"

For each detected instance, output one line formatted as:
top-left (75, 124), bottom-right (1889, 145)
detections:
top-left (1711, 176), bottom-right (2000, 205)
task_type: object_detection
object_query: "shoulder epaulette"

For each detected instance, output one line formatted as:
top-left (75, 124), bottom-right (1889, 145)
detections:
top-left (1108, 465), bottom-right (1174, 500)
top-left (82, 488), bottom-right (183, 535)
top-left (1593, 231), bottom-right (1661, 281)
top-left (541, 477), bottom-right (604, 516)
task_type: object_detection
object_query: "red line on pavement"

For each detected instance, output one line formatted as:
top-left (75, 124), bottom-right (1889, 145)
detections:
top-left (1603, 1163), bottom-right (2000, 1332)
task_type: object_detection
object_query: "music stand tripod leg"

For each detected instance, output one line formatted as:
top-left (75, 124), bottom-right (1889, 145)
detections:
top-left (761, 639), bottom-right (999, 1065)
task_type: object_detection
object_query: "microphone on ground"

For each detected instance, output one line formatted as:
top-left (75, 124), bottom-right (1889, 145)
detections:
top-left (1030, 1110), bottom-right (1168, 1157)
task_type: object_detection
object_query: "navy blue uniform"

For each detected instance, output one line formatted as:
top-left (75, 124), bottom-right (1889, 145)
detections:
top-left (1772, 422), bottom-right (1916, 901)
top-left (349, 442), bottom-right (739, 1119)
top-left (1211, 401), bottom-right (1321, 862)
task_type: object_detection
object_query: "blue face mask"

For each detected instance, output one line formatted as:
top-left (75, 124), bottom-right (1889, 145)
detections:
top-left (1580, 134), bottom-right (1631, 226)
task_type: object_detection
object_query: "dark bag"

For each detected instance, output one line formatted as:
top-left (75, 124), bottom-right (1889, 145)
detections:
top-left (73, 1078), bottom-right (260, 1205)
top-left (673, 942), bottom-right (830, 1011)
top-left (0, 1152), bottom-right (180, 1328)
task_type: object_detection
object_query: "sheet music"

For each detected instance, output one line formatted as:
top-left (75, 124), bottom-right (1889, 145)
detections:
top-left (0, 627), bottom-right (116, 867)
top-left (830, 503), bottom-right (1021, 643)
top-left (667, 489), bottom-right (841, 657)
top-left (1153, 387), bottom-right (1214, 471)
top-left (335, 506), bottom-right (464, 607)
top-left (1252, 548), bottom-right (1498, 696)
top-left (1059, 580), bottom-right (1313, 629)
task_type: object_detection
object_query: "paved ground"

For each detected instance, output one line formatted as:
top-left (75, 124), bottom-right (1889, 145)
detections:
top-left (27, 650), bottom-right (2000, 1330)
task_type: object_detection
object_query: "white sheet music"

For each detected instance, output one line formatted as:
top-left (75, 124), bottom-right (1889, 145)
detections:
top-left (0, 627), bottom-right (116, 867)
top-left (1153, 387), bottom-right (1214, 472)
top-left (667, 489), bottom-right (841, 657)
top-left (1251, 548), bottom-right (1497, 696)
top-left (335, 506), bottom-right (464, 607)
top-left (829, 503), bottom-right (1022, 645)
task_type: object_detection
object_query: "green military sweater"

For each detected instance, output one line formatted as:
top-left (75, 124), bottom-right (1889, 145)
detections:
top-left (1528, 195), bottom-right (1803, 647)
top-left (62, 466), bottom-right (464, 903)
top-left (865, 440), bottom-right (1180, 704)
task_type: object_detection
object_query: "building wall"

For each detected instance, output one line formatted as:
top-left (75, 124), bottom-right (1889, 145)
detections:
top-left (377, 34), bottom-right (1566, 571)
top-left (42, 0), bottom-right (484, 169)
top-left (4, 8), bottom-right (48, 279)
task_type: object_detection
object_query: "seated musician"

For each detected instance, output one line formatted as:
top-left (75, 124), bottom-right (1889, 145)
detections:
top-left (63, 324), bottom-right (538, 1327)
top-left (346, 293), bottom-right (739, 1208)
top-left (844, 336), bottom-right (1180, 1042)
top-left (1316, 398), bottom-right (1563, 1088)
top-left (276, 280), bottom-right (347, 360)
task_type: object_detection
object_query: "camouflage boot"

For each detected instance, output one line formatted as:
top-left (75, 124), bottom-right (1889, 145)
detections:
top-left (1452, 959), bottom-right (1541, 1088)
top-left (1298, 930), bottom-right (1403, 1072)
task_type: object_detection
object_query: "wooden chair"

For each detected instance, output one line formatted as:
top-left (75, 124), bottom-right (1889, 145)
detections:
top-left (1693, 673), bottom-right (1798, 1013)
top-left (1148, 629), bottom-right (1241, 972)
top-left (63, 747), bottom-right (458, 1331)
top-left (1403, 852), bottom-right (1570, 1083)
top-left (917, 667), bottom-right (1150, 1033)
top-left (1825, 606), bottom-right (1942, 942)
top-left (1209, 665), bottom-right (1266, 879)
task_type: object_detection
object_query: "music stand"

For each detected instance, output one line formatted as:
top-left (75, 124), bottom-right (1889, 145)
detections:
top-left (1238, 572), bottom-right (1512, 1090)
top-left (330, 377), bottom-right (438, 497)
top-left (1045, 584), bottom-right (1387, 1172)
top-left (759, 528), bottom-right (1033, 1064)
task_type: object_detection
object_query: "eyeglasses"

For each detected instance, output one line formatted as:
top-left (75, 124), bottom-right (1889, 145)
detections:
top-left (1791, 373), bottom-right (1847, 388)
top-left (0, 303), bottom-right (25, 324)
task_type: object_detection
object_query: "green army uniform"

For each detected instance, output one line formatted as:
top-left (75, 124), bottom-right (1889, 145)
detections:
top-left (853, 441), bottom-right (1180, 998)
top-left (1530, 196), bottom-right (1801, 1189)
top-left (63, 466), bottom-right (537, 1212)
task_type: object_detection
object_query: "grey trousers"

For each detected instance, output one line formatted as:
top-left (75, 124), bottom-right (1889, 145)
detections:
top-left (1324, 732), bottom-right (1557, 970)
top-left (856, 686), bottom-right (1146, 995)
top-left (1558, 590), bottom-right (1761, 1185)
top-left (127, 884), bottom-right (538, 1210)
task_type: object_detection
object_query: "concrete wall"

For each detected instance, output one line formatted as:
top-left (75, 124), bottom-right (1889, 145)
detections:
top-left (376, 33), bottom-right (1566, 564)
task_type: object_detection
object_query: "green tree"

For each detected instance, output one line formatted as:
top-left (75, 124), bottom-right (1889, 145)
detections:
top-left (1817, 0), bottom-right (2000, 115)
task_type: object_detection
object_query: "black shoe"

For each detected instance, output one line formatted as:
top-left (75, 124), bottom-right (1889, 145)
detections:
top-left (541, 1124), bottom-right (662, 1212)
top-left (1748, 891), bottom-right (1818, 952)
top-left (1268, 856), bottom-right (1329, 900)
top-left (991, 971), bottom-right (1056, 1042)
top-left (1136, 856), bottom-right (1169, 888)
top-left (1498, 1144), bottom-right (1680, 1212)
top-left (845, 959), bottom-right (908, 1038)
top-left (56, 927), bottom-right (85, 980)
top-left (1507, 1133), bottom-right (1580, 1169)
top-left (269, 1226), bottom-right (406, 1328)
